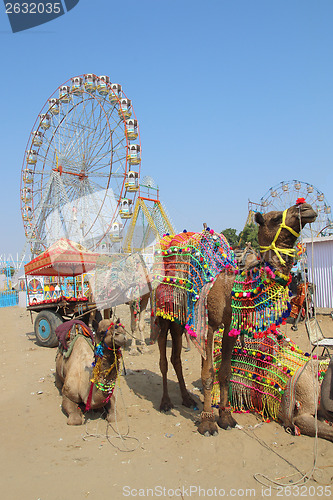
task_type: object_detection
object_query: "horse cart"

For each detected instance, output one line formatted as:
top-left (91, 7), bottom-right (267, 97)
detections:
top-left (24, 239), bottom-right (100, 348)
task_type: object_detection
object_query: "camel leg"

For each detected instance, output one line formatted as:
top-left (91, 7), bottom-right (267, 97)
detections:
top-left (198, 326), bottom-right (219, 436)
top-left (170, 324), bottom-right (196, 408)
top-left (217, 333), bottom-right (237, 430)
top-left (129, 302), bottom-right (140, 355)
top-left (62, 394), bottom-right (84, 425)
top-left (103, 308), bottom-right (111, 320)
top-left (138, 294), bottom-right (149, 353)
top-left (184, 331), bottom-right (191, 352)
top-left (293, 414), bottom-right (333, 442)
top-left (88, 309), bottom-right (95, 330)
top-left (105, 394), bottom-right (119, 423)
top-left (158, 319), bottom-right (174, 411)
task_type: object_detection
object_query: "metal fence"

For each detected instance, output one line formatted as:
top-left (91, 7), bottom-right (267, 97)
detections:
top-left (0, 291), bottom-right (19, 308)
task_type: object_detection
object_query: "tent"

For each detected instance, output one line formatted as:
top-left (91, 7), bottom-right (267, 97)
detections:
top-left (24, 239), bottom-right (100, 277)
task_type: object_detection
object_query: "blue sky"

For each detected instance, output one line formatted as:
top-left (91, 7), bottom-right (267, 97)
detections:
top-left (1, 0), bottom-right (332, 256)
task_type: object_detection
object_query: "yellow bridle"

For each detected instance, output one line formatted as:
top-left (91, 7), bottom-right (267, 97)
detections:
top-left (259, 209), bottom-right (300, 265)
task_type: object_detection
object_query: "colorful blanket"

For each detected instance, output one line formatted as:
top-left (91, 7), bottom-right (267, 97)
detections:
top-left (151, 229), bottom-right (238, 357)
top-left (212, 330), bottom-right (329, 423)
top-left (55, 319), bottom-right (94, 351)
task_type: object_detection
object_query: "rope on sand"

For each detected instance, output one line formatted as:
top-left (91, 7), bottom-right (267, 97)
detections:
top-left (82, 366), bottom-right (140, 452)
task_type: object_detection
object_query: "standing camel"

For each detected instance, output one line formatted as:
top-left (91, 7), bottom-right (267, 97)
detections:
top-left (152, 202), bottom-right (317, 435)
top-left (128, 292), bottom-right (151, 355)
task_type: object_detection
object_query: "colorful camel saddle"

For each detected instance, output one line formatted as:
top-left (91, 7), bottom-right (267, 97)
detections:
top-left (55, 319), bottom-right (94, 352)
top-left (212, 329), bottom-right (329, 424)
top-left (151, 229), bottom-right (238, 356)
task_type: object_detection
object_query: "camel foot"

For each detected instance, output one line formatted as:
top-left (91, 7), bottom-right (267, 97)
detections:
top-left (182, 394), bottom-right (197, 408)
top-left (106, 412), bottom-right (118, 423)
top-left (198, 419), bottom-right (218, 436)
top-left (129, 347), bottom-right (140, 356)
top-left (217, 408), bottom-right (237, 430)
top-left (139, 343), bottom-right (149, 354)
top-left (160, 397), bottom-right (174, 412)
top-left (67, 412), bottom-right (84, 425)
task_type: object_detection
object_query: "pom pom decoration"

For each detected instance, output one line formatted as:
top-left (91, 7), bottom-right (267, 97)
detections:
top-left (296, 197), bottom-right (306, 205)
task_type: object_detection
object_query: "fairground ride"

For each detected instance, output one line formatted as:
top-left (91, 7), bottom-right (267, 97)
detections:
top-left (247, 180), bottom-right (332, 240)
top-left (122, 176), bottom-right (176, 253)
top-left (20, 73), bottom-right (141, 258)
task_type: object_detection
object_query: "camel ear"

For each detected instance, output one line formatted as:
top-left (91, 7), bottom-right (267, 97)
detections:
top-left (255, 212), bottom-right (265, 226)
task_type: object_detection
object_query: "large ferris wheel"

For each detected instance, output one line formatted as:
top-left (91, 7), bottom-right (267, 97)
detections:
top-left (248, 180), bottom-right (332, 239)
top-left (20, 73), bottom-right (141, 257)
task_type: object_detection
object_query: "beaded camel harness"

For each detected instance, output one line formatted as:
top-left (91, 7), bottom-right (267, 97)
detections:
top-left (228, 263), bottom-right (292, 339)
top-left (85, 322), bottom-right (124, 411)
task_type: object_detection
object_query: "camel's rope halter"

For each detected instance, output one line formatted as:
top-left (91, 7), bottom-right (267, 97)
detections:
top-left (259, 208), bottom-right (300, 265)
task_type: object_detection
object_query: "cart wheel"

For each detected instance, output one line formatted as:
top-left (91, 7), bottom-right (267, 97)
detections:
top-left (34, 310), bottom-right (63, 347)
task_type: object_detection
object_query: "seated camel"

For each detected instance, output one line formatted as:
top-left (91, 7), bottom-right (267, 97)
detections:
top-left (151, 202), bottom-right (318, 436)
top-left (55, 318), bottom-right (126, 425)
top-left (212, 331), bottom-right (333, 441)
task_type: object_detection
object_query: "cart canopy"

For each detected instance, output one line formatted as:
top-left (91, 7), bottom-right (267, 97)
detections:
top-left (24, 239), bottom-right (100, 277)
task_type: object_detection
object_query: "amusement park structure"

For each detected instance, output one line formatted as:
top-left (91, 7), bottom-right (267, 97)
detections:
top-left (247, 180), bottom-right (332, 239)
top-left (20, 73), bottom-right (175, 259)
top-left (21, 74), bottom-right (142, 258)
top-left (122, 176), bottom-right (176, 253)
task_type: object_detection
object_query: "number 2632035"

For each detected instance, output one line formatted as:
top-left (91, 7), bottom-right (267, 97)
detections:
top-left (5, 3), bottom-right (62, 15)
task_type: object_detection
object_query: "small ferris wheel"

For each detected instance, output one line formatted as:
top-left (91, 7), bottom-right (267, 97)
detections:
top-left (249, 180), bottom-right (332, 239)
top-left (21, 73), bottom-right (141, 257)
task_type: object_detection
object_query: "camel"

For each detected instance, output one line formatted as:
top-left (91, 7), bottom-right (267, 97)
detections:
top-left (319, 355), bottom-right (333, 425)
top-left (282, 356), bottom-right (333, 441)
top-left (128, 292), bottom-right (150, 355)
top-left (212, 332), bottom-right (333, 441)
top-left (55, 318), bottom-right (126, 425)
top-left (153, 202), bottom-right (318, 436)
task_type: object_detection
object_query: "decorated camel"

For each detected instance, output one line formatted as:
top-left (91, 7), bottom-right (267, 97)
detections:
top-left (151, 201), bottom-right (318, 436)
top-left (212, 328), bottom-right (333, 441)
top-left (55, 318), bottom-right (126, 425)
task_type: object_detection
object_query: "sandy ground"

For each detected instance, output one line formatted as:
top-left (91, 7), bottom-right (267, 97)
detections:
top-left (0, 305), bottom-right (333, 500)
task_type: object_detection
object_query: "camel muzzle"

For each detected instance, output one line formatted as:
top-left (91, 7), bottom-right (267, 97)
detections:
top-left (298, 203), bottom-right (317, 225)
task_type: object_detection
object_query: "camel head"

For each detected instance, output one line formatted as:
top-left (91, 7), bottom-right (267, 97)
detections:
top-left (96, 318), bottom-right (127, 348)
top-left (255, 202), bottom-right (317, 270)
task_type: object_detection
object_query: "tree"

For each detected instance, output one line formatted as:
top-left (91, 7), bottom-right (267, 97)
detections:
top-left (221, 228), bottom-right (239, 248)
top-left (238, 223), bottom-right (259, 250)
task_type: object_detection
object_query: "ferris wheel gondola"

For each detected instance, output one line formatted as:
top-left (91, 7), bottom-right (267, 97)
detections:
top-left (20, 73), bottom-right (141, 257)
